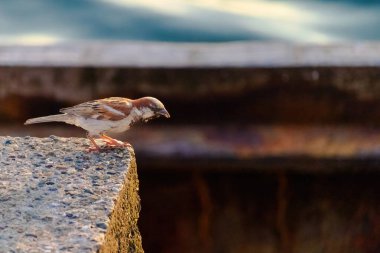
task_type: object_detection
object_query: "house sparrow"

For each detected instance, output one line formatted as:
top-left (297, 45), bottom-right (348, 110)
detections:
top-left (25, 97), bottom-right (170, 151)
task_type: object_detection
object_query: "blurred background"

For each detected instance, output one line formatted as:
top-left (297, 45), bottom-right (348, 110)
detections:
top-left (2, 0), bottom-right (380, 252)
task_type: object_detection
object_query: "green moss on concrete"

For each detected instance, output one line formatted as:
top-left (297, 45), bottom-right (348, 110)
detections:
top-left (100, 147), bottom-right (143, 253)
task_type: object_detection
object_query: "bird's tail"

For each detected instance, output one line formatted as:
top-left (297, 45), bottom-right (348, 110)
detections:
top-left (24, 114), bottom-right (71, 125)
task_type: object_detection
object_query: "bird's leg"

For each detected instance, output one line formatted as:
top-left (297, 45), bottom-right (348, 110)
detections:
top-left (100, 134), bottom-right (131, 148)
top-left (87, 134), bottom-right (101, 152)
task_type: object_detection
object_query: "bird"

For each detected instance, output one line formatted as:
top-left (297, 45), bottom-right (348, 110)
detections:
top-left (25, 97), bottom-right (170, 151)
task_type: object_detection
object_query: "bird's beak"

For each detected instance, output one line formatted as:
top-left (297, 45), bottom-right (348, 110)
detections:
top-left (158, 108), bottom-right (170, 118)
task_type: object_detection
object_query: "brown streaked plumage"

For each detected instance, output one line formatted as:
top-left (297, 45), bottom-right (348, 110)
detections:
top-left (25, 97), bottom-right (170, 151)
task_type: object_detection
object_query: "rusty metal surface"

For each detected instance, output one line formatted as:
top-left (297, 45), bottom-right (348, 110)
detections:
top-left (1, 67), bottom-right (380, 102)
top-left (139, 171), bottom-right (380, 253)
top-left (127, 126), bottom-right (380, 159)
top-left (3, 67), bottom-right (380, 127)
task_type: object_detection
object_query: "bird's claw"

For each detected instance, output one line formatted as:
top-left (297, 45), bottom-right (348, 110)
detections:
top-left (103, 140), bottom-right (132, 149)
top-left (104, 142), bottom-right (132, 149)
top-left (123, 142), bottom-right (133, 149)
top-left (87, 146), bottom-right (100, 152)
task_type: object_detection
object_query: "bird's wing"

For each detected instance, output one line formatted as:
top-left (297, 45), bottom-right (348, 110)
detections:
top-left (60, 97), bottom-right (133, 121)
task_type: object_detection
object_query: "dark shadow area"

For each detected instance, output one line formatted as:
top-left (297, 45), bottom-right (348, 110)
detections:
top-left (139, 170), bottom-right (380, 253)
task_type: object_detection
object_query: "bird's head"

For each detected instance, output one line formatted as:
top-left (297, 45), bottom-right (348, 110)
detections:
top-left (134, 97), bottom-right (170, 122)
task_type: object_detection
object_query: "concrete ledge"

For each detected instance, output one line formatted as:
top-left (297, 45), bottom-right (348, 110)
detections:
top-left (0, 136), bottom-right (143, 253)
top-left (1, 42), bottom-right (380, 67)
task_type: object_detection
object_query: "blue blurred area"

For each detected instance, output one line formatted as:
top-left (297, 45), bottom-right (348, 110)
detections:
top-left (1, 0), bottom-right (380, 44)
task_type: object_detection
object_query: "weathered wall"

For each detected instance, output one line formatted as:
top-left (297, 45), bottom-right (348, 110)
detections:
top-left (2, 43), bottom-right (380, 253)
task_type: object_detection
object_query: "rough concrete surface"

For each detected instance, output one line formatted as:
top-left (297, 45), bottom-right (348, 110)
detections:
top-left (0, 136), bottom-right (143, 253)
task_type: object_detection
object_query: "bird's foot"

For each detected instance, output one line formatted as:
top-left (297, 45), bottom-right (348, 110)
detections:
top-left (87, 146), bottom-right (101, 152)
top-left (101, 135), bottom-right (131, 149)
top-left (123, 141), bottom-right (133, 148)
top-left (105, 139), bottom-right (124, 146)
top-left (104, 141), bottom-right (132, 149)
